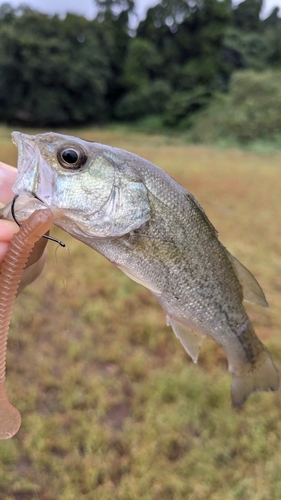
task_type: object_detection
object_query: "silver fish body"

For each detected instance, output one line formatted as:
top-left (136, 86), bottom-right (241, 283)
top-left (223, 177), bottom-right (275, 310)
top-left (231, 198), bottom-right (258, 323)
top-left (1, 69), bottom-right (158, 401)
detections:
top-left (8, 131), bottom-right (279, 407)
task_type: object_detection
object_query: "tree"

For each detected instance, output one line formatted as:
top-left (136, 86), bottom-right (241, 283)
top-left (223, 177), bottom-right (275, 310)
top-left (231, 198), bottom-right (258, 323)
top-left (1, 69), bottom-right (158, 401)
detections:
top-left (223, 28), bottom-right (272, 71)
top-left (121, 38), bottom-right (163, 91)
top-left (129, 0), bottom-right (231, 125)
top-left (232, 0), bottom-right (263, 32)
top-left (93, 0), bottom-right (135, 114)
top-left (262, 7), bottom-right (281, 29)
top-left (138, 1), bottom-right (231, 88)
top-left (0, 7), bottom-right (112, 125)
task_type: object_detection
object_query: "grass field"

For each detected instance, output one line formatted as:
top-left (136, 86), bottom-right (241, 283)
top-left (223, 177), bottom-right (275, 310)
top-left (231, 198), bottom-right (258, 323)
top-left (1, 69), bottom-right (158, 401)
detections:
top-left (0, 126), bottom-right (281, 500)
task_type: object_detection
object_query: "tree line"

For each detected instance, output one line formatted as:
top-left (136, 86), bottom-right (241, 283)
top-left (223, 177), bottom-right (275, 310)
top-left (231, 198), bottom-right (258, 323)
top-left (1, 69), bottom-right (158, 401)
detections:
top-left (0, 0), bottom-right (280, 138)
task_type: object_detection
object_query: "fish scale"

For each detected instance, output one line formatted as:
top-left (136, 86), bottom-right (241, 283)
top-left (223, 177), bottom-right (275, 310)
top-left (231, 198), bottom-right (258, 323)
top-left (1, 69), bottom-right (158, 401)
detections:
top-left (4, 130), bottom-right (279, 408)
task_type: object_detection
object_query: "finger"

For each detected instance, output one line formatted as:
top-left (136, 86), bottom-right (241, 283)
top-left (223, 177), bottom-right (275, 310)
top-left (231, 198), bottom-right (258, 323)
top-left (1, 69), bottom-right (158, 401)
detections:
top-left (0, 220), bottom-right (47, 269)
top-left (0, 162), bottom-right (17, 172)
top-left (0, 220), bottom-right (19, 242)
top-left (0, 166), bottom-right (17, 205)
top-left (0, 242), bottom-right (10, 262)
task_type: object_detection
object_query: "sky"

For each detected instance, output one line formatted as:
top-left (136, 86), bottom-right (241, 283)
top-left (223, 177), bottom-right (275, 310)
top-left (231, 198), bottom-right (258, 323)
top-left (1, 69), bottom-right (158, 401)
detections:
top-left (1, 0), bottom-right (281, 21)
top-left (1, 0), bottom-right (159, 21)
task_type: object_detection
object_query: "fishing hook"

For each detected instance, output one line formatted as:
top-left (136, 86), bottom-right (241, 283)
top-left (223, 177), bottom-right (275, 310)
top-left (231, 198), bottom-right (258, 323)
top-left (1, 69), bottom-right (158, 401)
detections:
top-left (11, 195), bottom-right (66, 247)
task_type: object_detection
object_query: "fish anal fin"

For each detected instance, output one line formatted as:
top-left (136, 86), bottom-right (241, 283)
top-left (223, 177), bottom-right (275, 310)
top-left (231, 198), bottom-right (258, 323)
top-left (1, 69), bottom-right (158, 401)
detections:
top-left (227, 251), bottom-right (268, 308)
top-left (229, 348), bottom-right (279, 408)
top-left (167, 316), bottom-right (205, 364)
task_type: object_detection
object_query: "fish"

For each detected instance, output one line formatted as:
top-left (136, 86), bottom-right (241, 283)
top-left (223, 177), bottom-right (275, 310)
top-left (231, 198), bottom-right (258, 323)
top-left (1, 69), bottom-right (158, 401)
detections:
top-left (5, 131), bottom-right (279, 407)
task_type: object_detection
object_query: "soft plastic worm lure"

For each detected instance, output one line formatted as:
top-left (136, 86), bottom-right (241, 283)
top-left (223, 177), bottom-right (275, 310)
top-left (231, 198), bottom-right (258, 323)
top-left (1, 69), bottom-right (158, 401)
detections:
top-left (0, 208), bottom-right (53, 439)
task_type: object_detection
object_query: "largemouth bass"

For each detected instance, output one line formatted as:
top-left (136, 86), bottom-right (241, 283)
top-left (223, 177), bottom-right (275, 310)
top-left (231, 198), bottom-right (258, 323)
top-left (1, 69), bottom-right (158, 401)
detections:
top-left (6, 131), bottom-right (279, 407)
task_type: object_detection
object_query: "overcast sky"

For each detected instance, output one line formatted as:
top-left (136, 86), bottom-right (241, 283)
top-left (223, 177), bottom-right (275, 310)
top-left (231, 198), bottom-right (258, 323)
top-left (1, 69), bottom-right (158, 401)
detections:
top-left (1, 0), bottom-right (280, 20)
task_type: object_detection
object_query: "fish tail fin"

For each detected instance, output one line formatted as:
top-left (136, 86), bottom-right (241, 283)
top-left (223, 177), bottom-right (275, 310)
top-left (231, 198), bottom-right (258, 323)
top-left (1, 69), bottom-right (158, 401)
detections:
top-left (230, 347), bottom-right (279, 408)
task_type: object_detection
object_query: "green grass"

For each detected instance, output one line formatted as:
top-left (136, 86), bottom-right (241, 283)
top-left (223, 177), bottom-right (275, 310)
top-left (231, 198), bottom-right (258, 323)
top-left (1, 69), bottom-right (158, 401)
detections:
top-left (1, 126), bottom-right (281, 499)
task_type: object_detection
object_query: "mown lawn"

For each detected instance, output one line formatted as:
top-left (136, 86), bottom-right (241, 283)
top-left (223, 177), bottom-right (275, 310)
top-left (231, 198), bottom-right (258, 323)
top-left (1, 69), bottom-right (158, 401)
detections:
top-left (0, 126), bottom-right (281, 500)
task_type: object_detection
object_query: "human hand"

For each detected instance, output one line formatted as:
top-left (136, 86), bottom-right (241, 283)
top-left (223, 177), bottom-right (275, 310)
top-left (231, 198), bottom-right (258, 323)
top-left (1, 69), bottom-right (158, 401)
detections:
top-left (0, 162), bottom-right (48, 293)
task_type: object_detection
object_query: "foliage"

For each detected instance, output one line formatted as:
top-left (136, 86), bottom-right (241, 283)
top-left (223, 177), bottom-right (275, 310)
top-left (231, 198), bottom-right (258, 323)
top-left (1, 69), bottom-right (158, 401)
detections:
top-left (0, 6), bottom-right (113, 125)
top-left (135, 0), bottom-right (231, 123)
top-left (223, 28), bottom-right (273, 70)
top-left (163, 87), bottom-right (212, 128)
top-left (232, 0), bottom-right (263, 32)
top-left (121, 38), bottom-right (163, 91)
top-left (115, 79), bottom-right (171, 120)
top-left (191, 69), bottom-right (281, 143)
top-left (1, 127), bottom-right (281, 499)
top-left (0, 0), bottom-right (281, 138)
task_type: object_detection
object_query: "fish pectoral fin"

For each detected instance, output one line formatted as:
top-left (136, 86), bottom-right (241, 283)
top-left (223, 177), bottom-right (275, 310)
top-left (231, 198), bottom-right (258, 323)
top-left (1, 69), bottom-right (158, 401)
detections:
top-left (167, 316), bottom-right (205, 364)
top-left (227, 251), bottom-right (268, 308)
top-left (117, 264), bottom-right (163, 296)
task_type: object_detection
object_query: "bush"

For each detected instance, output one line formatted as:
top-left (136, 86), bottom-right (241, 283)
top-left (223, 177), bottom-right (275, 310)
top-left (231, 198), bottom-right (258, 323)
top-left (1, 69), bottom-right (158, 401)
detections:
top-left (115, 80), bottom-right (171, 120)
top-left (191, 70), bottom-right (281, 143)
top-left (163, 87), bottom-right (211, 128)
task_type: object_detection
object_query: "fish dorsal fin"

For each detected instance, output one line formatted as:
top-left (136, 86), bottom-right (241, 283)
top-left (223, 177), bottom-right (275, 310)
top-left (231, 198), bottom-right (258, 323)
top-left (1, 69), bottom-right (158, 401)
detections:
top-left (167, 316), bottom-right (205, 364)
top-left (227, 251), bottom-right (268, 308)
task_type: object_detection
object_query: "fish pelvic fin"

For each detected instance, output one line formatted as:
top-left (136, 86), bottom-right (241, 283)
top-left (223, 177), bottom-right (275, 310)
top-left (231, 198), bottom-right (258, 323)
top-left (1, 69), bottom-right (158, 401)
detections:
top-left (227, 251), bottom-right (268, 308)
top-left (167, 316), bottom-right (205, 364)
top-left (229, 346), bottom-right (279, 409)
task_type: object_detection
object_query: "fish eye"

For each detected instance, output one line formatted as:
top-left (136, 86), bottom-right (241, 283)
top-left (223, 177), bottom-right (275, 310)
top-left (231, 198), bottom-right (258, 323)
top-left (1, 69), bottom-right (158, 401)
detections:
top-left (57, 145), bottom-right (87, 170)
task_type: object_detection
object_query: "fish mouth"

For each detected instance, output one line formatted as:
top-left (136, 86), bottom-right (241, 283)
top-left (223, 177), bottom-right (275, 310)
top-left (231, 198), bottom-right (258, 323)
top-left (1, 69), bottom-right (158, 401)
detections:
top-left (11, 131), bottom-right (62, 218)
top-left (11, 131), bottom-right (36, 167)
top-left (11, 131), bottom-right (20, 148)
top-left (11, 131), bottom-right (23, 169)
top-left (11, 131), bottom-right (41, 198)
top-left (11, 131), bottom-right (21, 147)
